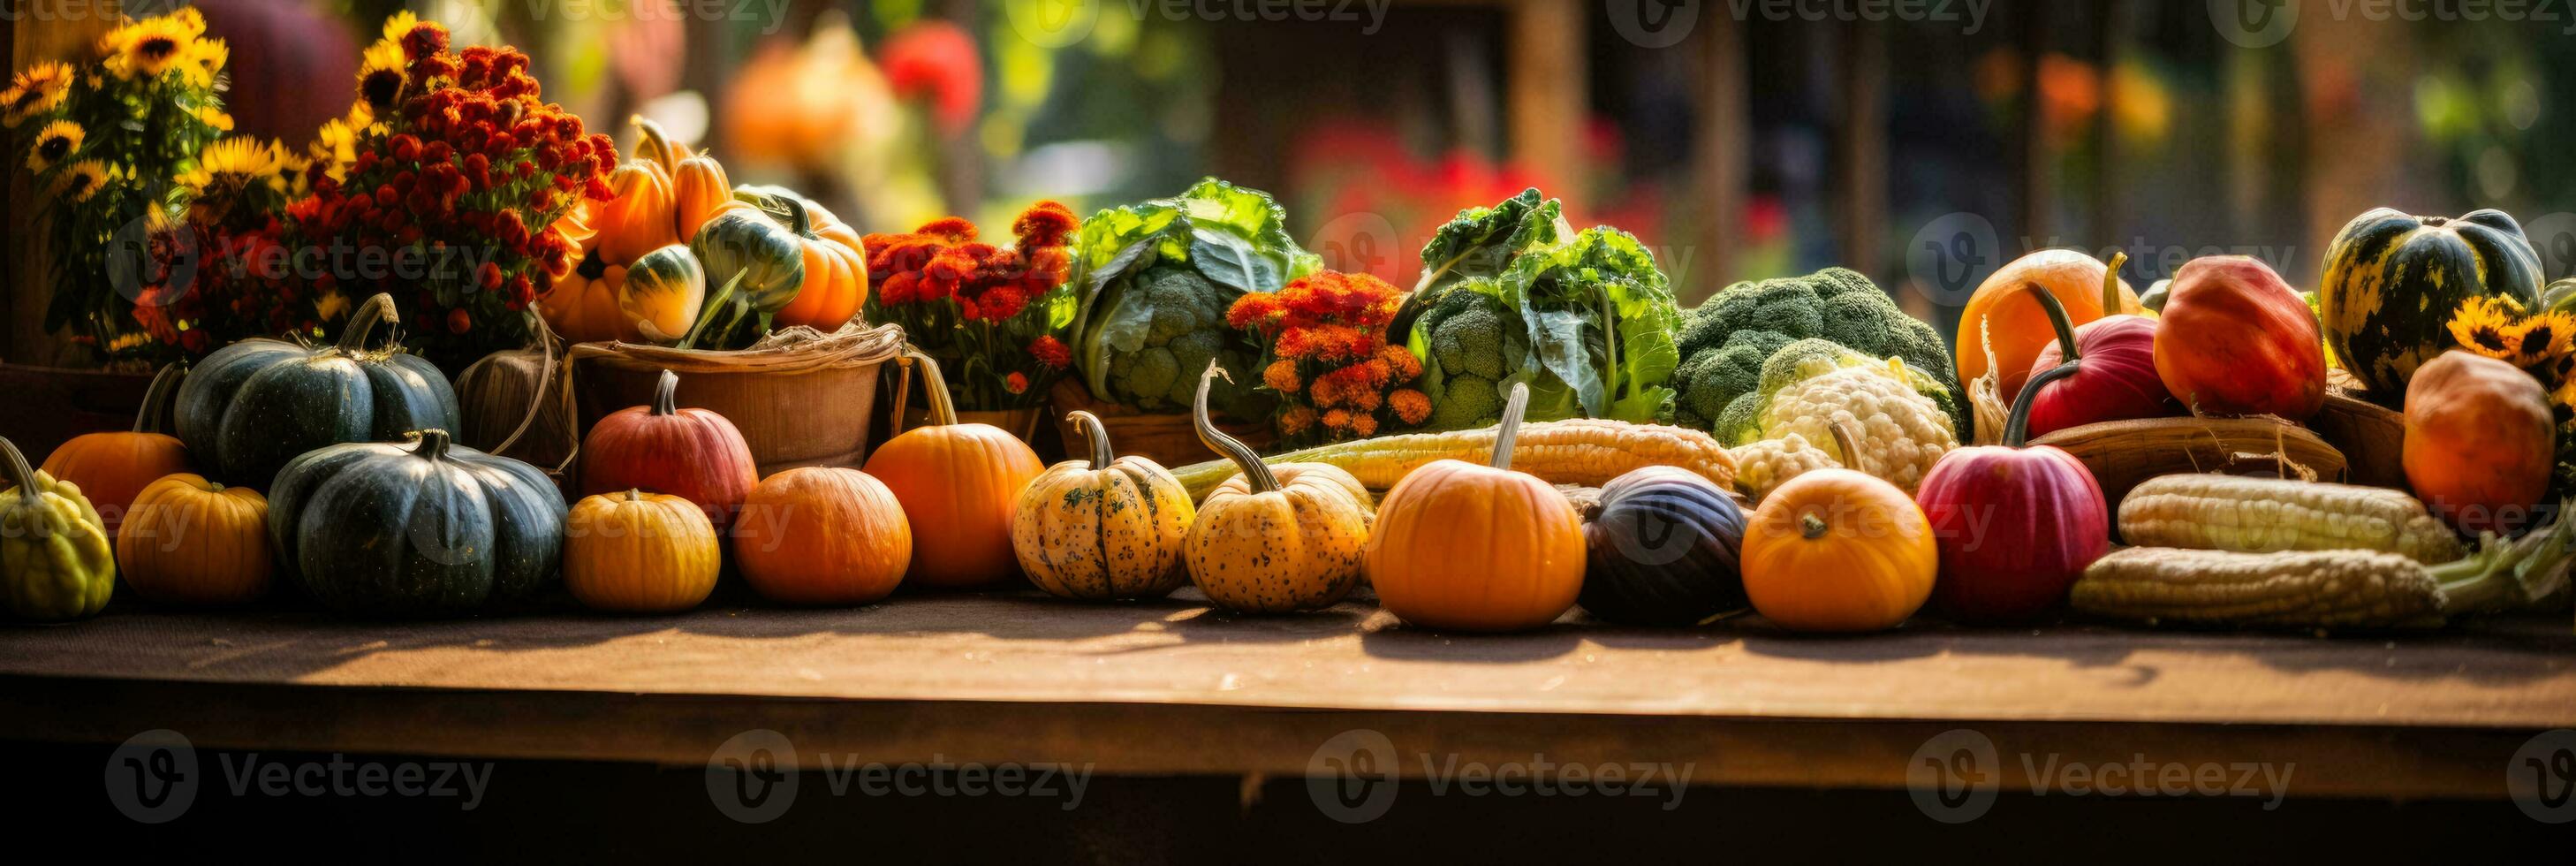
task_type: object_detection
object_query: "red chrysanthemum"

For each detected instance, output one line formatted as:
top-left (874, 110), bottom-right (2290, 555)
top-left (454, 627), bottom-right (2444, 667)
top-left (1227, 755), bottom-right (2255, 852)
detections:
top-left (1012, 201), bottom-right (1079, 249)
top-left (1029, 335), bottom-right (1072, 369)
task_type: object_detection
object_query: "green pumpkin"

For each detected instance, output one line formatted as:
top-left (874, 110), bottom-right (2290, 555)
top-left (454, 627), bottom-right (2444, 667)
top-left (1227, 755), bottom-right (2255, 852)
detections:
top-left (2320, 209), bottom-right (2543, 403)
top-left (619, 243), bottom-right (708, 344)
top-left (691, 194), bottom-right (808, 316)
top-left (174, 293), bottom-right (460, 490)
top-left (268, 429), bottom-right (566, 618)
top-left (0, 437), bottom-right (114, 621)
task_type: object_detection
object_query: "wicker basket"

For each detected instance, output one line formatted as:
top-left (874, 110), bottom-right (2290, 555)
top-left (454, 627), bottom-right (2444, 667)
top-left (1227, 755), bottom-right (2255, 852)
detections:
top-left (1046, 378), bottom-right (1274, 469)
top-left (566, 323), bottom-right (905, 479)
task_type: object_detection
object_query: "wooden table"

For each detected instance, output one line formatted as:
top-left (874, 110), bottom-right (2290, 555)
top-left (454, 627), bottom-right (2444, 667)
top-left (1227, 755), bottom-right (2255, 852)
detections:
top-left (4, 590), bottom-right (2571, 800)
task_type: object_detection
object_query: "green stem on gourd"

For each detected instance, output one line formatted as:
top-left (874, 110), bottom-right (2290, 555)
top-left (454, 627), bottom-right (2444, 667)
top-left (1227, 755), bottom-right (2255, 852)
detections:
top-left (2012, 274), bottom-right (2089, 447)
top-left (2002, 355), bottom-right (2078, 449)
top-left (337, 292), bottom-right (398, 355)
top-left (0, 437), bottom-right (39, 505)
top-left (1068, 411), bottom-right (1115, 469)
top-left (1490, 381), bottom-right (1533, 472)
top-left (905, 346), bottom-right (958, 426)
top-left (2100, 250), bottom-right (2130, 317)
top-left (2434, 503), bottom-right (2576, 617)
top-left (1799, 513), bottom-right (1830, 540)
top-left (678, 271), bottom-right (746, 351)
top-left (133, 363), bottom-right (186, 435)
top-left (1195, 362), bottom-right (1278, 494)
top-left (626, 489), bottom-right (645, 504)
top-left (651, 369), bottom-right (679, 417)
top-left (413, 429), bottom-right (452, 463)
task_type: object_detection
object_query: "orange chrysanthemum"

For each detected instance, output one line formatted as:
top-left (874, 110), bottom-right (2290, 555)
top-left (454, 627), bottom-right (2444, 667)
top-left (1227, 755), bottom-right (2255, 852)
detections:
top-left (1263, 358), bottom-right (1302, 393)
top-left (1389, 389), bottom-right (1431, 426)
top-left (1378, 344), bottom-right (1422, 382)
top-left (1280, 406), bottom-right (1319, 436)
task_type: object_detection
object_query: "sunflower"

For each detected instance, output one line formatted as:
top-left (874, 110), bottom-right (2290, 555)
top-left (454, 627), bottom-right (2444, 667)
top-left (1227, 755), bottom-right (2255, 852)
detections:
top-left (2449, 296), bottom-right (2521, 355)
top-left (308, 116), bottom-right (363, 181)
top-left (170, 6), bottom-right (208, 38)
top-left (181, 37), bottom-right (229, 87)
top-left (53, 159), bottom-right (113, 203)
top-left (357, 39), bottom-right (407, 114)
top-left (2, 61), bottom-right (73, 126)
top-left (102, 16), bottom-right (193, 81)
top-left (197, 105), bottom-right (234, 132)
top-left (2512, 312), bottom-right (2576, 367)
top-left (183, 138), bottom-right (287, 224)
top-left (381, 10), bottom-right (423, 42)
top-left (26, 119), bottom-right (84, 172)
top-left (272, 149), bottom-right (314, 195)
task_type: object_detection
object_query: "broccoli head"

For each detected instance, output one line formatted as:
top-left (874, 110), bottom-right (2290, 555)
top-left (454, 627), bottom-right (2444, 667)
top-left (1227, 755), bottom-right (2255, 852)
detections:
top-left (1095, 264), bottom-right (1269, 414)
top-left (1416, 284), bottom-right (1534, 429)
top-left (1667, 268), bottom-right (1966, 438)
top-left (1431, 374), bottom-right (1502, 430)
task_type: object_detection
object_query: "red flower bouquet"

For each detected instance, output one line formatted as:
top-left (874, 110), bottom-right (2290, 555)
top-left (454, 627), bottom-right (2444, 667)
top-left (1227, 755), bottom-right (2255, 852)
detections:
top-left (1227, 270), bottom-right (1431, 445)
top-left (861, 201), bottom-right (1080, 411)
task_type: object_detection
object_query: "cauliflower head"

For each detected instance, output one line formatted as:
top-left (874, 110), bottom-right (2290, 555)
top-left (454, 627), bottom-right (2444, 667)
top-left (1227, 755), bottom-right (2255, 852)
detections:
top-left (1758, 361), bottom-right (1959, 493)
top-left (1728, 432), bottom-right (1842, 505)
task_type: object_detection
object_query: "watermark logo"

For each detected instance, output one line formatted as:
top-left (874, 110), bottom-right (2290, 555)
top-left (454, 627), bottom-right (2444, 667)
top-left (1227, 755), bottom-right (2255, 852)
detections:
top-left (1905, 729), bottom-right (2293, 822)
top-left (1307, 211), bottom-right (1409, 280)
top-left (105, 729), bottom-right (198, 824)
top-left (2521, 212), bottom-right (2576, 281)
top-left (1608, 0), bottom-right (1701, 49)
top-left (707, 728), bottom-right (800, 824)
top-left (1905, 211), bottom-right (1999, 308)
top-left (1906, 728), bottom-right (1999, 824)
top-left (2210, 0), bottom-right (2299, 48)
top-left (1307, 728), bottom-right (1401, 824)
top-left (2508, 729), bottom-right (2576, 824)
top-left (1004, 0), bottom-right (1101, 49)
top-left (1304, 728), bottom-right (1693, 822)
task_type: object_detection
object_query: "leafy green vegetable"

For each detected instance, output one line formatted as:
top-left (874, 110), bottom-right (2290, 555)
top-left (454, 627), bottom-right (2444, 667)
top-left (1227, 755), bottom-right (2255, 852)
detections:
top-left (1070, 179), bottom-right (1321, 414)
top-left (1407, 191), bottom-right (1682, 429)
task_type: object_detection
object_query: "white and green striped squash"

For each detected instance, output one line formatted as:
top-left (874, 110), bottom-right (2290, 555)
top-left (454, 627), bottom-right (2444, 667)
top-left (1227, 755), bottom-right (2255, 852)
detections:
top-left (2319, 208), bottom-right (2542, 403)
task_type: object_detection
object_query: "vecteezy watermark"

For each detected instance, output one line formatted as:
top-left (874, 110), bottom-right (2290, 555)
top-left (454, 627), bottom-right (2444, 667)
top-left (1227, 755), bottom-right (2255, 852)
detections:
top-left (1305, 728), bottom-right (1694, 823)
top-left (2508, 729), bottom-right (2576, 824)
top-left (2212, 0), bottom-right (2576, 46)
top-left (104, 729), bottom-right (495, 823)
top-left (1609, 0), bottom-right (1989, 48)
top-left (1004, 0), bottom-right (1390, 48)
top-left (1907, 729), bottom-right (2293, 824)
top-left (2519, 211), bottom-right (2576, 279)
top-left (1899, 212), bottom-right (2302, 308)
top-left (519, 0), bottom-right (795, 34)
top-left (704, 729), bottom-right (1095, 824)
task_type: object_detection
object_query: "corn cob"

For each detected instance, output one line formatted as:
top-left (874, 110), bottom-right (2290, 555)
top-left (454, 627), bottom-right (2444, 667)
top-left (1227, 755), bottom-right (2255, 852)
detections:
top-left (2118, 475), bottom-right (2465, 564)
top-left (2072, 506), bottom-right (2574, 628)
top-left (1169, 419), bottom-right (1738, 500)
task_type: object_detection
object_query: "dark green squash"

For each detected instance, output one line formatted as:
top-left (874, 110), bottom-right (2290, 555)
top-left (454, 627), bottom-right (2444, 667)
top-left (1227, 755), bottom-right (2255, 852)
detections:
top-left (2319, 209), bottom-right (2543, 403)
top-left (1578, 466), bottom-right (1750, 626)
top-left (268, 429), bottom-right (566, 618)
top-left (175, 293), bottom-right (460, 490)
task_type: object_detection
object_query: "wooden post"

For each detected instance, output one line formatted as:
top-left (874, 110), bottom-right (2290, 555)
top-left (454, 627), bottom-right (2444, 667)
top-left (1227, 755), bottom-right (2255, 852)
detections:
top-left (2015, 0), bottom-right (2053, 247)
top-left (1834, 20), bottom-right (1887, 281)
top-left (1688, 10), bottom-right (1747, 298)
top-left (1506, 0), bottom-right (1585, 191)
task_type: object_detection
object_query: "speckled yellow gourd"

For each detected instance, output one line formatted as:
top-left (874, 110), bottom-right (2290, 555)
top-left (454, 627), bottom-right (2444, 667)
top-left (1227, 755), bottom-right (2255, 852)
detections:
top-left (1, 436), bottom-right (115, 621)
top-left (1011, 411), bottom-right (1195, 601)
top-left (1182, 364), bottom-right (1375, 613)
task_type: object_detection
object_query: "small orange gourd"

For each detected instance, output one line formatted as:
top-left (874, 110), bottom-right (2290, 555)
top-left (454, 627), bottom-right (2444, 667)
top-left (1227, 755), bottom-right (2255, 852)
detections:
top-left (1740, 467), bottom-right (1937, 632)
top-left (1363, 381), bottom-right (1587, 632)
top-left (862, 349), bottom-right (1046, 589)
top-left (1011, 411), bottom-right (1196, 601)
top-left (564, 490), bottom-right (720, 613)
top-left (733, 467), bottom-right (913, 604)
top-left (2403, 351), bottom-right (2554, 536)
top-left (115, 473), bottom-right (271, 606)
top-left (42, 364), bottom-right (192, 536)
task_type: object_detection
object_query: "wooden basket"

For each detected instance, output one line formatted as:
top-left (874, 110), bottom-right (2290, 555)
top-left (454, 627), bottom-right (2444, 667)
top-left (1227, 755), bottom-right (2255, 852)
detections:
top-left (2307, 391), bottom-right (2408, 491)
top-left (2029, 415), bottom-right (2349, 507)
top-left (1046, 377), bottom-right (1275, 469)
top-left (567, 323), bottom-right (905, 479)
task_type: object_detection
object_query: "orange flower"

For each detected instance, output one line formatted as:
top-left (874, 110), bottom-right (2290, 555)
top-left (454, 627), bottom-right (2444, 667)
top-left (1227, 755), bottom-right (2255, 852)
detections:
top-left (1275, 326), bottom-right (1317, 361)
top-left (1005, 371), bottom-right (1029, 394)
top-left (1378, 344), bottom-right (1422, 382)
top-left (1389, 389), bottom-right (1431, 426)
top-left (1308, 374), bottom-right (1341, 409)
top-left (1322, 408), bottom-right (1354, 431)
top-left (1280, 406), bottom-right (1319, 436)
top-left (1230, 292), bottom-right (1286, 331)
top-left (1263, 358), bottom-right (1302, 393)
top-left (1304, 324), bottom-right (1368, 362)
top-left (1012, 201), bottom-right (1078, 248)
top-left (1347, 414), bottom-right (1378, 437)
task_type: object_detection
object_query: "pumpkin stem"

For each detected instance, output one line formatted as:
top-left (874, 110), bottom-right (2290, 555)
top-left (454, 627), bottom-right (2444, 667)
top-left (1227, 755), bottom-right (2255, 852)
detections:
top-left (2099, 250), bottom-right (2130, 316)
top-left (625, 489), bottom-right (644, 503)
top-left (1068, 411), bottom-right (1115, 470)
top-left (0, 437), bottom-right (38, 505)
top-left (1799, 513), bottom-right (1830, 540)
top-left (903, 346), bottom-right (959, 426)
top-left (133, 362), bottom-right (186, 435)
top-left (1195, 362), bottom-right (1278, 493)
top-left (631, 114), bottom-right (681, 170)
top-left (652, 369), bottom-right (680, 417)
top-left (1490, 381), bottom-right (1533, 472)
top-left (2002, 353), bottom-right (2079, 448)
top-left (337, 292), bottom-right (399, 355)
top-left (1826, 421), bottom-right (1863, 470)
top-left (413, 429), bottom-right (453, 463)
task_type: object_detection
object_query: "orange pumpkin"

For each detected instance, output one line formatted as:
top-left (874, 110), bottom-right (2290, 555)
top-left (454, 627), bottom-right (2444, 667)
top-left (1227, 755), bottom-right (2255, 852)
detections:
top-left (2403, 351), bottom-right (2553, 536)
top-left (733, 467), bottom-right (912, 604)
top-left (578, 369), bottom-right (759, 530)
top-left (115, 473), bottom-right (270, 606)
top-left (590, 158), bottom-right (678, 265)
top-left (536, 251), bottom-right (644, 344)
top-left (1955, 249), bottom-right (2141, 402)
top-left (42, 364), bottom-right (192, 536)
top-left (1363, 382), bottom-right (1587, 632)
top-left (861, 349), bottom-right (1045, 589)
top-left (565, 490), bottom-right (721, 613)
top-left (1740, 467), bottom-right (1937, 632)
